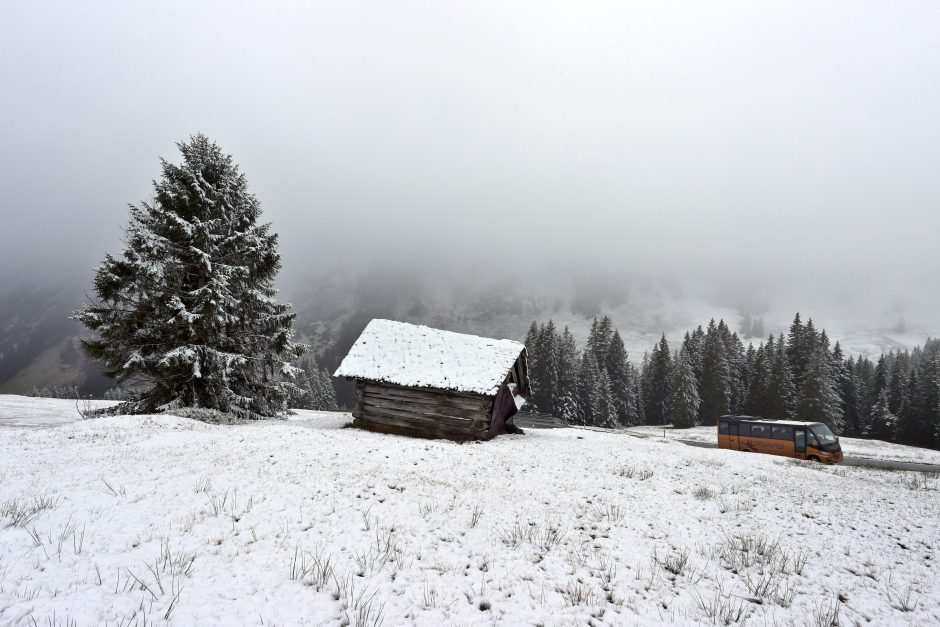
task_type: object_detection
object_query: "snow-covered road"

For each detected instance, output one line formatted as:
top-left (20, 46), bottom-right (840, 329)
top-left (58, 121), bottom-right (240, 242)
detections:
top-left (626, 425), bottom-right (940, 467)
top-left (1, 396), bottom-right (938, 626)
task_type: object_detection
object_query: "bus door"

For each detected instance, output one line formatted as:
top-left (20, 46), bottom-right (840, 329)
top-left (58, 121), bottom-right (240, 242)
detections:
top-left (728, 422), bottom-right (740, 450)
top-left (794, 428), bottom-right (807, 459)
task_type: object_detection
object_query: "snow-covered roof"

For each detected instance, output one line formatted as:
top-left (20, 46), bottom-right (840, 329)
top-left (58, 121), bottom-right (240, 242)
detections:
top-left (334, 319), bottom-right (525, 396)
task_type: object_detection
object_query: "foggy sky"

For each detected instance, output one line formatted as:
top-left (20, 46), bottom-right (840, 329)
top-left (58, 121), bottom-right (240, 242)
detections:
top-left (2, 1), bottom-right (939, 315)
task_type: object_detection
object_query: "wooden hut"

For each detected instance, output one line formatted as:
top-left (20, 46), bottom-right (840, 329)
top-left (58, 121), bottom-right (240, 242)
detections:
top-left (334, 319), bottom-right (529, 441)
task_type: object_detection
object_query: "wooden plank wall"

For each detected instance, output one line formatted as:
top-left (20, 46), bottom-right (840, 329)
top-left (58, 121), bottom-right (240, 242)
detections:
top-left (352, 381), bottom-right (494, 441)
top-left (505, 351), bottom-right (529, 397)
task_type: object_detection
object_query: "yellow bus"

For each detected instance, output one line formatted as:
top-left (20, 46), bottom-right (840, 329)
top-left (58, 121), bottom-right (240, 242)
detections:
top-left (717, 415), bottom-right (844, 464)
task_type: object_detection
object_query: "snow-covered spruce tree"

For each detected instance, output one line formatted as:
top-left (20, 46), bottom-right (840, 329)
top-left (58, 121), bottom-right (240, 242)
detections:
top-left (716, 320), bottom-right (747, 413)
top-left (669, 346), bottom-right (700, 428)
top-left (743, 341), bottom-right (770, 416)
top-left (839, 356), bottom-right (864, 436)
top-left (887, 352), bottom-right (907, 416)
top-left (605, 330), bottom-right (635, 426)
top-left (577, 348), bottom-right (601, 425)
top-left (593, 370), bottom-right (616, 428)
top-left (555, 327), bottom-right (581, 422)
top-left (918, 343), bottom-right (940, 448)
top-left (786, 313), bottom-right (808, 389)
top-left (76, 134), bottom-right (306, 418)
top-left (767, 334), bottom-right (796, 420)
top-left (794, 343), bottom-right (844, 433)
top-left (698, 321), bottom-right (729, 425)
top-left (865, 388), bottom-right (896, 441)
top-left (523, 322), bottom-right (541, 410)
top-left (645, 334), bottom-right (672, 424)
top-left (309, 367), bottom-right (339, 411)
top-left (540, 320), bottom-right (561, 413)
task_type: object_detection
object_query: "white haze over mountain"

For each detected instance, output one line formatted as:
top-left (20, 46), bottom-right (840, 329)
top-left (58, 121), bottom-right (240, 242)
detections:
top-left (1, 1), bottom-right (939, 349)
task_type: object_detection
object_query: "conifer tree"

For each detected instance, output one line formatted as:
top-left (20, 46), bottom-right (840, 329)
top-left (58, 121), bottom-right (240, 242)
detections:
top-left (684, 326), bottom-right (706, 384)
top-left (794, 343), bottom-right (844, 432)
top-left (870, 355), bottom-right (888, 415)
top-left (743, 341), bottom-right (771, 416)
top-left (640, 351), bottom-right (652, 423)
top-left (593, 371), bottom-right (615, 428)
top-left (854, 356), bottom-right (875, 433)
top-left (786, 313), bottom-right (806, 386)
top-left (917, 345), bottom-right (940, 448)
top-left (645, 334), bottom-right (672, 424)
top-left (577, 349), bottom-right (601, 425)
top-left (767, 334), bottom-right (795, 420)
top-left (698, 321), bottom-right (729, 425)
top-left (840, 356), bottom-right (863, 436)
top-left (865, 388), bottom-right (896, 441)
top-left (555, 327), bottom-right (581, 422)
top-left (76, 134), bottom-right (306, 417)
top-left (896, 369), bottom-right (921, 446)
top-left (751, 317), bottom-right (766, 339)
top-left (539, 320), bottom-right (561, 412)
top-left (631, 363), bottom-right (646, 425)
top-left (887, 353), bottom-right (907, 416)
top-left (722, 325), bottom-right (748, 413)
top-left (524, 321), bottom-right (541, 409)
top-left (588, 316), bottom-right (614, 366)
top-left (669, 346), bottom-right (700, 428)
top-left (605, 330), bottom-right (635, 425)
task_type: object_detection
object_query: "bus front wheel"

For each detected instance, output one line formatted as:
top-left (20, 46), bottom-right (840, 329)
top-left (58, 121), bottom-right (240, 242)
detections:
top-left (808, 455), bottom-right (821, 463)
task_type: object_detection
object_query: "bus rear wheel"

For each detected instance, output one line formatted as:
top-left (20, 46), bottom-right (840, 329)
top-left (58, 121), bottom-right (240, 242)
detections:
top-left (807, 455), bottom-right (821, 463)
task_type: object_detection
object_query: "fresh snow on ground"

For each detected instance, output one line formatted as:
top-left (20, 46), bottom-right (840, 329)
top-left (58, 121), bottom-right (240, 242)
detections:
top-left (626, 425), bottom-right (940, 466)
top-left (1, 396), bottom-right (938, 626)
top-left (0, 396), bottom-right (119, 429)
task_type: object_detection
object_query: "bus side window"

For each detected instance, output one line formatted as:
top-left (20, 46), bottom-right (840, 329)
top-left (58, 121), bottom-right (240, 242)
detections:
top-left (771, 425), bottom-right (793, 440)
top-left (718, 422), bottom-right (729, 435)
top-left (795, 429), bottom-right (806, 451)
top-left (751, 424), bottom-right (769, 438)
top-left (739, 423), bottom-right (750, 437)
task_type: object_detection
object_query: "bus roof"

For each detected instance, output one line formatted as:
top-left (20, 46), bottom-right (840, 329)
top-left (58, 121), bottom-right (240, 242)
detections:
top-left (718, 415), bottom-right (824, 427)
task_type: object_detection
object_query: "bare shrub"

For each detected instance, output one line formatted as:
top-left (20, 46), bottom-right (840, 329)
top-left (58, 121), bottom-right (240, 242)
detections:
top-left (615, 464), bottom-right (654, 480)
top-left (1, 494), bottom-right (60, 528)
top-left (290, 545), bottom-right (335, 589)
top-left (557, 579), bottom-right (596, 606)
top-left (693, 586), bottom-right (748, 625)
top-left (125, 538), bottom-right (197, 621)
top-left (352, 528), bottom-right (404, 576)
top-left (655, 547), bottom-right (691, 576)
top-left (332, 573), bottom-right (385, 627)
top-left (589, 502), bottom-right (624, 524)
top-left (884, 573), bottom-right (919, 612)
top-left (469, 503), bottom-right (483, 529)
top-left (101, 478), bottom-right (127, 497)
top-left (497, 518), bottom-right (566, 551)
top-left (811, 595), bottom-right (841, 627)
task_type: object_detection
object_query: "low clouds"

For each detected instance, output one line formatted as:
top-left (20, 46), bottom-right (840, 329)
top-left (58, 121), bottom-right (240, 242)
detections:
top-left (1, 1), bottom-right (938, 319)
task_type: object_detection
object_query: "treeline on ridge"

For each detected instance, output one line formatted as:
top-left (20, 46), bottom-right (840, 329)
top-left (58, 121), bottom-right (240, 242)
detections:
top-left (525, 314), bottom-right (940, 450)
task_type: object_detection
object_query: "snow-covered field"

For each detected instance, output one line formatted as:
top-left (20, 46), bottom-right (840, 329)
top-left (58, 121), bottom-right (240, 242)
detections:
top-left (1, 396), bottom-right (938, 626)
top-left (626, 425), bottom-right (940, 466)
top-left (0, 397), bottom-right (119, 429)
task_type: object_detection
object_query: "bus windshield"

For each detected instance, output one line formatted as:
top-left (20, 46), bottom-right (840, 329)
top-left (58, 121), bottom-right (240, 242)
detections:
top-left (810, 424), bottom-right (837, 444)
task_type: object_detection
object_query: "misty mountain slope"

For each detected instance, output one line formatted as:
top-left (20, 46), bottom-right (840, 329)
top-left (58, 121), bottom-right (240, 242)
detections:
top-left (0, 284), bottom-right (75, 382)
top-left (0, 283), bottom-right (111, 394)
top-left (288, 269), bottom-right (932, 368)
top-left (1, 273), bottom-right (936, 398)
